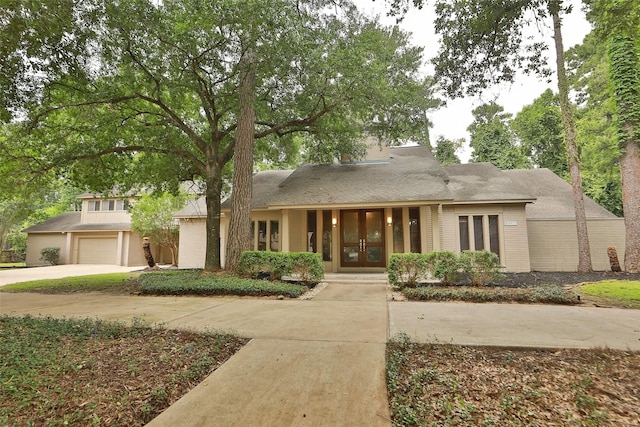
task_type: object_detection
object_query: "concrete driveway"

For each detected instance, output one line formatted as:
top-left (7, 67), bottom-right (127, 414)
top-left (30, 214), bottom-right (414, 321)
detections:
top-left (0, 264), bottom-right (145, 287)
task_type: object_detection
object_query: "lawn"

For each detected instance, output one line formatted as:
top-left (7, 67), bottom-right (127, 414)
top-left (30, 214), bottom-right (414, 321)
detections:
top-left (387, 334), bottom-right (640, 426)
top-left (0, 262), bottom-right (26, 269)
top-left (0, 315), bottom-right (247, 426)
top-left (0, 272), bottom-right (141, 294)
top-left (0, 270), bottom-right (309, 298)
top-left (578, 280), bottom-right (640, 309)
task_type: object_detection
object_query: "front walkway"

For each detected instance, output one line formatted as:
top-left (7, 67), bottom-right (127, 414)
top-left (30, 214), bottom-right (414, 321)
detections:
top-left (2, 272), bottom-right (640, 425)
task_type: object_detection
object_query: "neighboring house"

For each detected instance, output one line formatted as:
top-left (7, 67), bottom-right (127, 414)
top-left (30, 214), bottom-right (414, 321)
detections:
top-left (175, 141), bottom-right (626, 272)
top-left (23, 194), bottom-right (169, 266)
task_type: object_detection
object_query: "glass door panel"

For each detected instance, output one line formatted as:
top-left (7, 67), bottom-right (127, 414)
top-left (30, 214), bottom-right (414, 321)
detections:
top-left (340, 209), bottom-right (386, 267)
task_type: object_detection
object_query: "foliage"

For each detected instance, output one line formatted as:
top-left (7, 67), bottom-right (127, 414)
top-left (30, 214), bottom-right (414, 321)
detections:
top-left (130, 192), bottom-right (187, 266)
top-left (431, 135), bottom-right (462, 165)
top-left (0, 315), bottom-right (246, 426)
top-left (467, 102), bottom-right (528, 169)
top-left (458, 250), bottom-right (504, 286)
top-left (585, 0), bottom-right (640, 272)
top-left (403, 285), bottom-right (578, 305)
top-left (237, 251), bottom-right (292, 281)
top-left (1, 0), bottom-right (439, 272)
top-left (138, 270), bottom-right (307, 298)
top-left (387, 253), bottom-right (430, 288)
top-left (425, 251), bottom-right (461, 285)
top-left (237, 251), bottom-right (323, 285)
top-left (511, 89), bottom-right (567, 177)
top-left (39, 247), bottom-right (60, 265)
top-left (0, 273), bottom-right (139, 293)
top-left (289, 252), bottom-right (324, 286)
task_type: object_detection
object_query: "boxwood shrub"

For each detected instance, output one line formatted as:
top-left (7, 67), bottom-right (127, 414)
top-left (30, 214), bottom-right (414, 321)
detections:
top-left (458, 250), bottom-right (504, 286)
top-left (138, 270), bottom-right (307, 298)
top-left (388, 253), bottom-right (429, 288)
top-left (237, 251), bottom-right (324, 285)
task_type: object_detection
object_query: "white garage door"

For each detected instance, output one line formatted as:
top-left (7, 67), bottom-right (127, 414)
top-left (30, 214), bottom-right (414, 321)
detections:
top-left (77, 237), bottom-right (118, 264)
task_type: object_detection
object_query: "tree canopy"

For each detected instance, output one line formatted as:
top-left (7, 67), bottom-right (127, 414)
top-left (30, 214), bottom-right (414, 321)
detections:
top-left (1, 0), bottom-right (438, 270)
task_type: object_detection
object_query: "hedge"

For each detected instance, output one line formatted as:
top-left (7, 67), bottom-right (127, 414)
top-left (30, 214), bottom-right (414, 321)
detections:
top-left (237, 251), bottom-right (324, 285)
top-left (138, 270), bottom-right (307, 298)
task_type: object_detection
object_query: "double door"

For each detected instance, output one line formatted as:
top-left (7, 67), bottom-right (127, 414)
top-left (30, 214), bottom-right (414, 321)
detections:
top-left (340, 209), bottom-right (385, 267)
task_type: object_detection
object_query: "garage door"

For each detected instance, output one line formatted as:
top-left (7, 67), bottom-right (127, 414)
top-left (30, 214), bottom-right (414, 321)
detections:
top-left (77, 237), bottom-right (118, 264)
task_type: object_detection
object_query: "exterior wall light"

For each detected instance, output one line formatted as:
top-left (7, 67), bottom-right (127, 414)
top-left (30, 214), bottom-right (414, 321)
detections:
top-left (332, 217), bottom-right (337, 227)
top-left (387, 216), bottom-right (392, 226)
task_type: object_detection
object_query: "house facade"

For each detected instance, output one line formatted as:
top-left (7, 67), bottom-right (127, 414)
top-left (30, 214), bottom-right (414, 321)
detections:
top-left (175, 142), bottom-right (626, 272)
top-left (23, 193), bottom-right (168, 266)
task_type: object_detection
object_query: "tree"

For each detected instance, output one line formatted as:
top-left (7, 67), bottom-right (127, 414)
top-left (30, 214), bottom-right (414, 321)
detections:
top-left (1, 0), bottom-right (438, 271)
top-left (130, 192), bottom-right (186, 266)
top-left (585, 0), bottom-right (640, 272)
top-left (511, 89), bottom-right (567, 177)
top-left (467, 102), bottom-right (528, 169)
top-left (384, 0), bottom-right (593, 272)
top-left (566, 32), bottom-right (623, 216)
top-left (432, 135), bottom-right (462, 165)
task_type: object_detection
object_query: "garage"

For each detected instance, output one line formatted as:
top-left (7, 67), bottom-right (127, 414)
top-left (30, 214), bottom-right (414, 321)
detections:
top-left (77, 236), bottom-right (118, 264)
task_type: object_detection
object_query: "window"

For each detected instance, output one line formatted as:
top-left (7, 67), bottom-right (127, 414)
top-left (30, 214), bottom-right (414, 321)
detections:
top-left (270, 221), bottom-right (279, 251)
top-left (409, 207), bottom-right (421, 253)
top-left (116, 200), bottom-right (129, 211)
top-left (257, 221), bottom-right (267, 251)
top-left (103, 200), bottom-right (116, 211)
top-left (322, 210), bottom-right (332, 261)
top-left (392, 208), bottom-right (404, 253)
top-left (307, 211), bottom-right (317, 252)
top-left (88, 201), bottom-right (100, 211)
top-left (458, 214), bottom-right (501, 257)
top-left (250, 220), bottom-right (279, 252)
top-left (459, 216), bottom-right (470, 251)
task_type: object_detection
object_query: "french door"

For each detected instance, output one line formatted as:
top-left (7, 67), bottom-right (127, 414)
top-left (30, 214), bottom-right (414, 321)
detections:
top-left (340, 209), bottom-right (385, 267)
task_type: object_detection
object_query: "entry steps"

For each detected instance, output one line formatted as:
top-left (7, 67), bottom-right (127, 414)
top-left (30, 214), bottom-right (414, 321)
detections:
top-left (323, 272), bottom-right (388, 285)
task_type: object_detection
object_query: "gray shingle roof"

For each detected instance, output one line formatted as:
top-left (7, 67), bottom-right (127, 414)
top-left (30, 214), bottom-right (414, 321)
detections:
top-left (444, 163), bottom-right (536, 203)
top-left (267, 145), bottom-right (453, 207)
top-left (23, 212), bottom-right (133, 233)
top-left (504, 169), bottom-right (618, 219)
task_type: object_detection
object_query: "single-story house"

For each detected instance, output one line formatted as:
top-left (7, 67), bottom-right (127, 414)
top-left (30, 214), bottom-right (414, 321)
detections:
top-left (175, 141), bottom-right (626, 272)
top-left (23, 193), bottom-right (170, 266)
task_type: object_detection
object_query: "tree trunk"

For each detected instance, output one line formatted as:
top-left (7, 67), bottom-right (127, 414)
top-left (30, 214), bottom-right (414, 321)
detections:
top-left (204, 169), bottom-right (224, 271)
top-left (608, 35), bottom-right (640, 272)
top-left (225, 47), bottom-right (257, 272)
top-left (551, 7), bottom-right (593, 272)
top-left (142, 237), bottom-right (159, 270)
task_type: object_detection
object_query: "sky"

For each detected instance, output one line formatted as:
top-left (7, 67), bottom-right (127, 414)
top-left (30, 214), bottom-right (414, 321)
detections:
top-left (355, 0), bottom-right (593, 162)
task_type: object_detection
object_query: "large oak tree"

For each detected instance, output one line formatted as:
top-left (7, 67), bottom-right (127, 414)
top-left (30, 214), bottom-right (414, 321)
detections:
top-left (385, 0), bottom-right (594, 272)
top-left (1, 0), bottom-right (438, 271)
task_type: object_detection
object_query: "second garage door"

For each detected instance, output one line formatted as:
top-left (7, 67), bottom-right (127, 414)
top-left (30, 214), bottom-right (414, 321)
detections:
top-left (77, 237), bottom-right (118, 264)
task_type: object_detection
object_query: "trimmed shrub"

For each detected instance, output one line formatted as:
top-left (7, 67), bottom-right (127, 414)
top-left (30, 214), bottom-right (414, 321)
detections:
top-left (289, 252), bottom-right (324, 286)
top-left (425, 251), bottom-right (460, 285)
top-left (238, 251), bottom-right (324, 285)
top-left (404, 285), bottom-right (578, 305)
top-left (459, 250), bottom-right (504, 286)
top-left (139, 270), bottom-right (307, 298)
top-left (388, 253), bottom-right (429, 288)
top-left (237, 251), bottom-right (292, 281)
top-left (39, 247), bottom-right (61, 265)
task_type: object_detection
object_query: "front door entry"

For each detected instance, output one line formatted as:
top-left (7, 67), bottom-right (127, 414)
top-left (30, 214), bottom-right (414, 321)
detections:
top-left (340, 209), bottom-right (385, 267)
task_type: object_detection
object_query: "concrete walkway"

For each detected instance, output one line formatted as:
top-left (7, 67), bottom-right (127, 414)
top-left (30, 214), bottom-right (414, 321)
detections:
top-left (1, 267), bottom-right (640, 425)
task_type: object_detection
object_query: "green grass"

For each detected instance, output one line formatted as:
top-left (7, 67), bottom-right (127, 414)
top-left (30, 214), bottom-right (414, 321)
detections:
top-left (1, 270), bottom-right (309, 298)
top-left (0, 262), bottom-right (26, 268)
top-left (0, 272), bottom-right (140, 293)
top-left (579, 280), bottom-right (640, 306)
